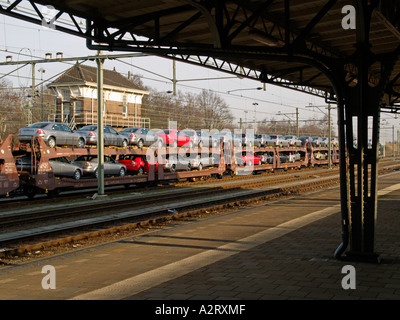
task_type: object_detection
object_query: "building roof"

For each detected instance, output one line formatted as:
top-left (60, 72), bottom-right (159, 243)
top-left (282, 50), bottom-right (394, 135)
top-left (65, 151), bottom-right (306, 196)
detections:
top-left (49, 63), bottom-right (148, 94)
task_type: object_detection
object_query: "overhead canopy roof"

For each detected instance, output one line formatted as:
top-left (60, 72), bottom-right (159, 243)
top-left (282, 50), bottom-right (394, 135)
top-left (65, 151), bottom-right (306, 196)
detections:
top-left (1, 0), bottom-right (400, 110)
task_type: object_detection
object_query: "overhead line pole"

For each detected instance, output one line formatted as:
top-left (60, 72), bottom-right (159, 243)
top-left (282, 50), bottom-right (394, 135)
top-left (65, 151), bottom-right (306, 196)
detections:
top-left (96, 51), bottom-right (105, 196)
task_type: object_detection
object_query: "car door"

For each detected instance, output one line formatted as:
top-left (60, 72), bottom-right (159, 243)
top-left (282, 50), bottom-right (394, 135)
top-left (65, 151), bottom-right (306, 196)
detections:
top-left (143, 128), bottom-right (154, 144)
top-left (103, 155), bottom-right (114, 174)
top-left (60, 124), bottom-right (75, 146)
top-left (49, 157), bottom-right (68, 176)
top-left (102, 126), bottom-right (112, 146)
top-left (108, 126), bottom-right (120, 146)
top-left (51, 123), bottom-right (65, 145)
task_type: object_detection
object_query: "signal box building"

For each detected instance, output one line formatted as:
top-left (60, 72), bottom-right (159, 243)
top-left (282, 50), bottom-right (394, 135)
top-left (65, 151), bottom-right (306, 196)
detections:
top-left (48, 63), bottom-right (150, 130)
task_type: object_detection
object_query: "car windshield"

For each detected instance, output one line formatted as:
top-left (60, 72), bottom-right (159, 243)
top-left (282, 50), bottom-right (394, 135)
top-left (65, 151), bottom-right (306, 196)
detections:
top-left (77, 126), bottom-right (97, 131)
top-left (120, 155), bottom-right (137, 160)
top-left (27, 122), bottom-right (49, 128)
top-left (120, 128), bottom-right (139, 133)
top-left (196, 130), bottom-right (208, 136)
top-left (158, 130), bottom-right (172, 134)
top-left (214, 132), bottom-right (230, 136)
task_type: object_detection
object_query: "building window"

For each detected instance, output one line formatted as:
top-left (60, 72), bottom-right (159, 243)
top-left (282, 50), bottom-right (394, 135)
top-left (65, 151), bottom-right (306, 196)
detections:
top-left (74, 101), bottom-right (82, 114)
top-left (122, 94), bottom-right (128, 118)
top-left (122, 106), bottom-right (128, 118)
top-left (60, 89), bottom-right (70, 101)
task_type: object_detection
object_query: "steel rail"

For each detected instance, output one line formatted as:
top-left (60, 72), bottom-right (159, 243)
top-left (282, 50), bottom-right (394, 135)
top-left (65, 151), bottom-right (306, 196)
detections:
top-left (0, 174), bottom-right (343, 251)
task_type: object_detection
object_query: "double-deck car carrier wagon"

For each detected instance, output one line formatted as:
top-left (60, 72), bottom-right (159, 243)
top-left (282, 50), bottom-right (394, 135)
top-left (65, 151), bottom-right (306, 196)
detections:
top-left (0, 135), bottom-right (340, 198)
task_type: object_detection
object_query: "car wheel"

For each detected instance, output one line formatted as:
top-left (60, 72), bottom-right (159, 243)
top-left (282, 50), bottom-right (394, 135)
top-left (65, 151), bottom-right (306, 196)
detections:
top-left (122, 140), bottom-right (128, 148)
top-left (138, 139), bottom-right (144, 148)
top-left (171, 164), bottom-right (176, 172)
top-left (119, 167), bottom-right (126, 177)
top-left (187, 163), bottom-right (192, 171)
top-left (77, 138), bottom-right (85, 148)
top-left (198, 163), bottom-right (203, 171)
top-left (48, 137), bottom-right (56, 148)
top-left (73, 169), bottom-right (81, 180)
top-left (94, 169), bottom-right (98, 179)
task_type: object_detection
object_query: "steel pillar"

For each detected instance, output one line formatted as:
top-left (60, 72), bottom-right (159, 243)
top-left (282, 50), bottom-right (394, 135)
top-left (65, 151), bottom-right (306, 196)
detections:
top-left (334, 1), bottom-right (395, 263)
top-left (340, 77), bottom-right (382, 262)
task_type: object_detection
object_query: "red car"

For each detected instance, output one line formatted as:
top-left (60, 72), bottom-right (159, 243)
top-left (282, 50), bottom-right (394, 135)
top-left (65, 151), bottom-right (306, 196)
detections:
top-left (241, 153), bottom-right (262, 166)
top-left (156, 129), bottom-right (194, 147)
top-left (118, 155), bottom-right (145, 174)
top-left (118, 155), bottom-right (158, 174)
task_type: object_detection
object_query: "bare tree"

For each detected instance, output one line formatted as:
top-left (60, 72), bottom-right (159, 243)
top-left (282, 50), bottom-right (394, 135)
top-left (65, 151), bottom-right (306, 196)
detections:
top-left (196, 89), bottom-right (234, 130)
top-left (0, 80), bottom-right (28, 139)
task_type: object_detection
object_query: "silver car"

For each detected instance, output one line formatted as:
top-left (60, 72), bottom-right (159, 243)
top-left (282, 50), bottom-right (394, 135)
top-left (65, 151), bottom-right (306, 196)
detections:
top-left (76, 125), bottom-right (128, 147)
top-left (190, 154), bottom-right (215, 170)
top-left (261, 153), bottom-right (274, 164)
top-left (283, 135), bottom-right (302, 147)
top-left (312, 137), bottom-right (328, 147)
top-left (257, 134), bottom-right (276, 147)
top-left (235, 133), bottom-right (254, 147)
top-left (163, 154), bottom-right (192, 172)
top-left (119, 127), bottom-right (163, 148)
top-left (72, 155), bottom-right (126, 178)
top-left (49, 157), bottom-right (83, 180)
top-left (269, 134), bottom-right (290, 147)
top-left (213, 132), bottom-right (242, 147)
top-left (18, 122), bottom-right (85, 148)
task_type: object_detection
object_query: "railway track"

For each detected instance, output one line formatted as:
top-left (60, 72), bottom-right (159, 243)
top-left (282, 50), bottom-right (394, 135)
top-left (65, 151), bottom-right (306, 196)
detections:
top-left (0, 167), bottom-right (342, 230)
top-left (0, 163), bottom-right (398, 258)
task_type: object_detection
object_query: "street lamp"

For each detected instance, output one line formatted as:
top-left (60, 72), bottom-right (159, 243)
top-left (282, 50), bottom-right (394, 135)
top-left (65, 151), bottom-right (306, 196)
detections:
top-left (253, 102), bottom-right (258, 133)
top-left (38, 67), bottom-right (45, 122)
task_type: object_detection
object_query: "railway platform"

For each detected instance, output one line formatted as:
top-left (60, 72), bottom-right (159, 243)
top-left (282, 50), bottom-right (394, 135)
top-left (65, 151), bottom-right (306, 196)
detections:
top-left (0, 171), bottom-right (399, 302)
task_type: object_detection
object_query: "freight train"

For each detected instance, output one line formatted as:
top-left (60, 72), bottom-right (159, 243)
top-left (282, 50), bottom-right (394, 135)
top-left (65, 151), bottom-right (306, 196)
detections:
top-left (0, 134), bottom-right (339, 199)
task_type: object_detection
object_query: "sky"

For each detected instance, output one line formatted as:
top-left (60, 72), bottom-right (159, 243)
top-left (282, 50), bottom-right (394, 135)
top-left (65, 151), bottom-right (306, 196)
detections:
top-left (0, 12), bottom-right (398, 142)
